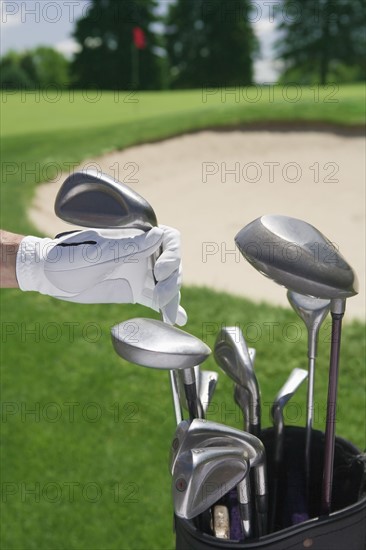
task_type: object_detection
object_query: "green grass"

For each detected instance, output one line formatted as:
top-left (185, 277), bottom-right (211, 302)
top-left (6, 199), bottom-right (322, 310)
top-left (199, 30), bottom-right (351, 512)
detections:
top-left (1, 84), bottom-right (365, 549)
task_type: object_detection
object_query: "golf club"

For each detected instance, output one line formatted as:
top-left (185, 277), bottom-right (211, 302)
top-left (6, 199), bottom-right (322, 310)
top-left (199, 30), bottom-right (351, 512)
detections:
top-left (233, 348), bottom-right (256, 432)
top-left (287, 290), bottom-right (331, 498)
top-left (270, 368), bottom-right (308, 532)
top-left (170, 418), bottom-right (268, 537)
top-left (235, 214), bottom-right (358, 514)
top-left (111, 318), bottom-right (209, 420)
top-left (173, 446), bottom-right (249, 523)
top-left (55, 169), bottom-right (184, 424)
top-left (55, 169), bottom-right (158, 230)
top-left (214, 327), bottom-right (261, 436)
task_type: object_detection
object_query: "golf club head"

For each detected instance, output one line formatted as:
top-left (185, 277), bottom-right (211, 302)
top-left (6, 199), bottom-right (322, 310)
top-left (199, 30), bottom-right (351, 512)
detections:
top-left (170, 419), bottom-right (266, 475)
top-left (214, 327), bottom-right (261, 435)
top-left (271, 368), bottom-right (308, 462)
top-left (235, 215), bottom-right (358, 300)
top-left (173, 446), bottom-right (249, 520)
top-left (287, 291), bottom-right (331, 357)
top-left (111, 318), bottom-right (211, 370)
top-left (55, 169), bottom-right (158, 230)
top-left (271, 368), bottom-right (308, 420)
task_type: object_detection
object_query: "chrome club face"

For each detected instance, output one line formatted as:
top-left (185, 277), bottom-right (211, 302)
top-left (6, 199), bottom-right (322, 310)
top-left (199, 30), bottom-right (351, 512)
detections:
top-left (55, 169), bottom-right (157, 230)
top-left (111, 318), bottom-right (210, 421)
top-left (287, 291), bottom-right (331, 496)
top-left (173, 446), bottom-right (249, 521)
top-left (214, 327), bottom-right (261, 436)
top-left (235, 215), bottom-right (358, 514)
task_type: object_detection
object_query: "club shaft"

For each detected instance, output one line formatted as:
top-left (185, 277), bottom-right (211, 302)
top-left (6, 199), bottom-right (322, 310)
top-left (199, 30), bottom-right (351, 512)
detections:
top-left (237, 477), bottom-right (252, 538)
top-left (182, 368), bottom-right (203, 420)
top-left (169, 371), bottom-right (183, 425)
top-left (321, 313), bottom-right (343, 515)
top-left (305, 355), bottom-right (315, 495)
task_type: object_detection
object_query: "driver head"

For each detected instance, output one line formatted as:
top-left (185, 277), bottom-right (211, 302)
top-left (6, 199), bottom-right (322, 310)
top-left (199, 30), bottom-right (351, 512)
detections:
top-left (235, 215), bottom-right (358, 300)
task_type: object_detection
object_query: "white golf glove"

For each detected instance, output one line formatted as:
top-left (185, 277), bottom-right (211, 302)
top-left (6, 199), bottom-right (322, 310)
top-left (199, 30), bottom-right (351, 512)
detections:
top-left (16, 226), bottom-right (187, 326)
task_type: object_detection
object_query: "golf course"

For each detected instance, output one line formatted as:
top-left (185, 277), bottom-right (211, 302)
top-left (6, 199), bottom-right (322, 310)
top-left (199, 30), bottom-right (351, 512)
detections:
top-left (1, 84), bottom-right (365, 549)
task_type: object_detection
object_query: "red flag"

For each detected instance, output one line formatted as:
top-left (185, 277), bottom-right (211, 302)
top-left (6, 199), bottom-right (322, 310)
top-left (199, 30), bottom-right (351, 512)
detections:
top-left (133, 27), bottom-right (146, 50)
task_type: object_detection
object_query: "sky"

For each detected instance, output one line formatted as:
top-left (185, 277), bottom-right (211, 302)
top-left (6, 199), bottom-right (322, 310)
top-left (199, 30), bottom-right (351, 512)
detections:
top-left (0, 0), bottom-right (281, 82)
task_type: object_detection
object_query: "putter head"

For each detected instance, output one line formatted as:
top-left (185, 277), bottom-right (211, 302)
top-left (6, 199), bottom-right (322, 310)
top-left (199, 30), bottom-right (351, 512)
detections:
top-left (111, 318), bottom-right (211, 370)
top-left (235, 215), bottom-right (358, 300)
top-left (55, 169), bottom-right (158, 230)
top-left (170, 418), bottom-right (265, 475)
top-left (214, 327), bottom-right (261, 435)
top-left (173, 446), bottom-right (249, 519)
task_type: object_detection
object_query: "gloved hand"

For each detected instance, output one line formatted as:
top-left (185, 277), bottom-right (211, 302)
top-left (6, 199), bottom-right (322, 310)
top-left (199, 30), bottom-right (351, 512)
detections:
top-left (16, 226), bottom-right (187, 326)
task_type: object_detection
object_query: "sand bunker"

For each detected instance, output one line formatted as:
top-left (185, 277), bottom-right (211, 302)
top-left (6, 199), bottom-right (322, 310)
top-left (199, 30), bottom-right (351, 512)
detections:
top-left (29, 130), bottom-right (365, 320)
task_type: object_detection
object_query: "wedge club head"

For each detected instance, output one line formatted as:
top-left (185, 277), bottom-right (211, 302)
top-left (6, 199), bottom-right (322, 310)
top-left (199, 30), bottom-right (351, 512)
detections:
top-left (55, 169), bottom-right (157, 230)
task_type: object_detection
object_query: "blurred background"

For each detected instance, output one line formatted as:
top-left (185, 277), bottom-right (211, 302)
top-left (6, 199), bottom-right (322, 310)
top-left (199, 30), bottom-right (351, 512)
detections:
top-left (1, 1), bottom-right (365, 549)
top-left (1, 0), bottom-right (365, 89)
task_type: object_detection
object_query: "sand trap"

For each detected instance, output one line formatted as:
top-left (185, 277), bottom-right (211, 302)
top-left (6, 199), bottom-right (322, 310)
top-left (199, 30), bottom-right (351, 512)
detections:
top-left (29, 130), bottom-right (365, 320)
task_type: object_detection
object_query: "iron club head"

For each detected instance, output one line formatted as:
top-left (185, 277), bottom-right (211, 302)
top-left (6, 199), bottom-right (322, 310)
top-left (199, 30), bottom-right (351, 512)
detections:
top-left (55, 169), bottom-right (158, 230)
top-left (214, 327), bottom-right (261, 436)
top-left (173, 446), bottom-right (249, 520)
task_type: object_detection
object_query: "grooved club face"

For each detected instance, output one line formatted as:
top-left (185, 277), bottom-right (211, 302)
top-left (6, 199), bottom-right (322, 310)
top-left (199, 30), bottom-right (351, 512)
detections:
top-left (235, 215), bottom-right (358, 299)
top-left (111, 318), bottom-right (211, 370)
top-left (55, 169), bottom-right (158, 230)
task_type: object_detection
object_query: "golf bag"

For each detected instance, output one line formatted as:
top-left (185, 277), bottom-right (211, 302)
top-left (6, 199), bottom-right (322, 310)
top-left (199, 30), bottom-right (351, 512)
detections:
top-left (175, 428), bottom-right (366, 550)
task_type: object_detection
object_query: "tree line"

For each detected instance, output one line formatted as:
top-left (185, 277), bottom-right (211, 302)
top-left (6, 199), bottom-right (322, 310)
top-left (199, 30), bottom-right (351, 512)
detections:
top-left (1, 0), bottom-right (364, 90)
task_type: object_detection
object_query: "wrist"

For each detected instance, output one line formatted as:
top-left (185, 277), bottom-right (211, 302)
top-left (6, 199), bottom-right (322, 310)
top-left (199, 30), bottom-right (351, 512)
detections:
top-left (0, 231), bottom-right (24, 288)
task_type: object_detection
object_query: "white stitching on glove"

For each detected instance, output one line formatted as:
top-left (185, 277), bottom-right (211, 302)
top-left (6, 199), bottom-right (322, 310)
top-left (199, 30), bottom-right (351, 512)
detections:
top-left (16, 226), bottom-right (187, 326)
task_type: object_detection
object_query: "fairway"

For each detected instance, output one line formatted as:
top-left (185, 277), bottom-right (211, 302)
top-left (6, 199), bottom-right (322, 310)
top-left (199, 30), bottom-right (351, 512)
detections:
top-left (1, 84), bottom-right (365, 138)
top-left (1, 85), bottom-right (365, 550)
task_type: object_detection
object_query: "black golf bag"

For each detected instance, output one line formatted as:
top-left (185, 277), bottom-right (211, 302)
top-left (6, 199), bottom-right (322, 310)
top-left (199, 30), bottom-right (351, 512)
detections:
top-left (175, 427), bottom-right (366, 550)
